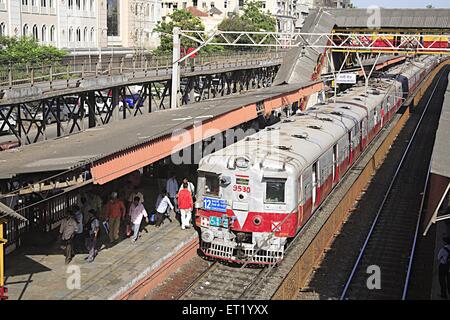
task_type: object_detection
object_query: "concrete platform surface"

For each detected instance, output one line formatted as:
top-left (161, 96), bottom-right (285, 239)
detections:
top-left (4, 218), bottom-right (197, 300)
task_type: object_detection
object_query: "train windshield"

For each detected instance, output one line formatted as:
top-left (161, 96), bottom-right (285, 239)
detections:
top-left (265, 179), bottom-right (286, 203)
top-left (205, 173), bottom-right (220, 196)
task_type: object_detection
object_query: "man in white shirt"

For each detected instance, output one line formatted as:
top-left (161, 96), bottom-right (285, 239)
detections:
top-left (438, 238), bottom-right (450, 299)
top-left (128, 187), bottom-right (144, 204)
top-left (155, 190), bottom-right (174, 227)
top-left (179, 177), bottom-right (195, 195)
top-left (129, 196), bottom-right (149, 242)
top-left (166, 173), bottom-right (179, 213)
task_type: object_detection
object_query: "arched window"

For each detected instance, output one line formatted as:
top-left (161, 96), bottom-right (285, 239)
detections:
top-left (68, 27), bottom-right (73, 42)
top-left (40, 0), bottom-right (46, 7)
top-left (0, 23), bottom-right (5, 37)
top-left (90, 0), bottom-right (93, 11)
top-left (23, 24), bottom-right (29, 36)
top-left (145, 4), bottom-right (149, 16)
top-left (134, 3), bottom-right (138, 15)
top-left (22, 0), bottom-right (28, 6)
top-left (76, 27), bottom-right (81, 41)
top-left (68, 0), bottom-right (72, 8)
top-left (32, 24), bottom-right (38, 40)
top-left (50, 25), bottom-right (55, 42)
top-left (75, 0), bottom-right (80, 9)
top-left (151, 4), bottom-right (154, 20)
top-left (82, 0), bottom-right (85, 10)
top-left (90, 27), bottom-right (94, 43)
top-left (49, 0), bottom-right (53, 7)
top-left (83, 27), bottom-right (87, 43)
top-left (41, 25), bottom-right (46, 42)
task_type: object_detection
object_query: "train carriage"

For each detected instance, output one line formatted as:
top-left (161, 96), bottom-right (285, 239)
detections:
top-left (195, 56), bottom-right (439, 265)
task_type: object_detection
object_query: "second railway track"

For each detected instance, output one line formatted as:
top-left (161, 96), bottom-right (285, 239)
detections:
top-left (340, 67), bottom-right (449, 300)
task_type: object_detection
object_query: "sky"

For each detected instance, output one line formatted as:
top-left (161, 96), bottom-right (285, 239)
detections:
top-left (352, 0), bottom-right (450, 8)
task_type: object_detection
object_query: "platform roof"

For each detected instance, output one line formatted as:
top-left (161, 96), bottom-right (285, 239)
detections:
top-left (430, 78), bottom-right (450, 179)
top-left (0, 202), bottom-right (27, 222)
top-left (423, 73), bottom-right (450, 235)
top-left (327, 8), bottom-right (450, 29)
top-left (0, 81), bottom-right (320, 180)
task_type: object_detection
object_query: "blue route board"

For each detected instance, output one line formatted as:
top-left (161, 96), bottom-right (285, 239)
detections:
top-left (203, 197), bottom-right (227, 213)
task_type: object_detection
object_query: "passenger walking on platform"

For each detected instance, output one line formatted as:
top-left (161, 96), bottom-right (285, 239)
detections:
top-left (79, 196), bottom-right (91, 223)
top-left (178, 183), bottom-right (193, 230)
top-left (84, 209), bottom-right (100, 263)
top-left (166, 173), bottom-right (179, 213)
top-left (59, 210), bottom-right (78, 264)
top-left (129, 196), bottom-right (149, 242)
top-left (89, 190), bottom-right (103, 219)
top-left (128, 186), bottom-right (144, 205)
top-left (438, 237), bottom-right (450, 299)
top-left (155, 190), bottom-right (174, 227)
top-left (73, 205), bottom-right (84, 253)
top-left (179, 177), bottom-right (195, 196)
top-left (105, 192), bottom-right (126, 243)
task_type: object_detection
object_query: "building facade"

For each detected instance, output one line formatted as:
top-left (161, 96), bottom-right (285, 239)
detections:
top-left (107, 0), bottom-right (161, 49)
top-left (0, 0), bottom-right (161, 50)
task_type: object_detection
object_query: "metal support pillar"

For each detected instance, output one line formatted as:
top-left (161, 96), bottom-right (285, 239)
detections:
top-left (112, 87), bottom-right (120, 122)
top-left (326, 50), bottom-right (351, 103)
top-left (56, 97), bottom-right (62, 137)
top-left (357, 52), bottom-right (381, 95)
top-left (171, 27), bottom-right (181, 109)
top-left (0, 222), bottom-right (7, 300)
top-left (88, 91), bottom-right (96, 128)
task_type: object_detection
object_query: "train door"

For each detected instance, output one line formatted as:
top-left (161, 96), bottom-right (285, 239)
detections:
top-left (332, 144), bottom-right (339, 183)
top-left (312, 162), bottom-right (319, 208)
top-left (297, 175), bottom-right (304, 226)
top-left (373, 108), bottom-right (379, 134)
top-left (360, 120), bottom-right (365, 150)
top-left (348, 131), bottom-right (353, 165)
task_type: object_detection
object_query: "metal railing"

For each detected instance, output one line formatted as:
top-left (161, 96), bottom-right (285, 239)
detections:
top-left (0, 50), bottom-right (285, 90)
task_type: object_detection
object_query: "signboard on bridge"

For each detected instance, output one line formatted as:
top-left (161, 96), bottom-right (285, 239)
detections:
top-left (336, 73), bottom-right (357, 84)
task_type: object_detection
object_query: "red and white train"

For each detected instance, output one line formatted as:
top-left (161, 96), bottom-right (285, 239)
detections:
top-left (194, 55), bottom-right (441, 265)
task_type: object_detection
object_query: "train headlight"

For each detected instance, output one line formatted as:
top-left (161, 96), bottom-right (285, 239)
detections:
top-left (201, 229), bottom-right (214, 243)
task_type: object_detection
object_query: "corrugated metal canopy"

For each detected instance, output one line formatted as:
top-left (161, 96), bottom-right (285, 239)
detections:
top-left (430, 74), bottom-right (450, 179)
top-left (0, 202), bottom-right (27, 221)
top-left (423, 73), bottom-right (450, 235)
top-left (324, 8), bottom-right (450, 29)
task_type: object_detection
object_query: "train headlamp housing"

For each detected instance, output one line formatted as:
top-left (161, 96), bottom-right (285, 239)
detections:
top-left (253, 216), bottom-right (262, 226)
top-left (201, 229), bottom-right (214, 243)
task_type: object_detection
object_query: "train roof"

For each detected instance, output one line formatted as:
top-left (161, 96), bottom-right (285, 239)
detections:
top-left (199, 85), bottom-right (378, 175)
top-left (199, 57), bottom-right (432, 176)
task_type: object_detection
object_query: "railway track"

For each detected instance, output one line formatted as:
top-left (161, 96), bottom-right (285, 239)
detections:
top-left (178, 261), bottom-right (264, 300)
top-left (340, 67), bottom-right (449, 300)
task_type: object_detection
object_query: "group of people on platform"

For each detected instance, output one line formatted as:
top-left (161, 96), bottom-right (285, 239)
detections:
top-left (59, 170), bottom-right (196, 265)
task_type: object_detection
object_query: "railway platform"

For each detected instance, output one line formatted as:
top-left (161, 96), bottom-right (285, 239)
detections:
top-left (3, 182), bottom-right (198, 300)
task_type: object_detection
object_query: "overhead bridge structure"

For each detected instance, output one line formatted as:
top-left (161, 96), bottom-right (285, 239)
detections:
top-left (0, 52), bottom-right (283, 145)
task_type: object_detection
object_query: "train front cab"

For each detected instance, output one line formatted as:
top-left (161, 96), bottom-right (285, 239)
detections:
top-left (196, 166), bottom-right (297, 265)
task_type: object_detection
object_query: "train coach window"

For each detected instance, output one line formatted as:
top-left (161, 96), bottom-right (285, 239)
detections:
top-left (205, 174), bottom-right (220, 196)
top-left (265, 179), bottom-right (286, 203)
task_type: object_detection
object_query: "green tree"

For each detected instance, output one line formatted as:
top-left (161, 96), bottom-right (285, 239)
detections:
top-left (218, 1), bottom-right (276, 50)
top-left (154, 9), bottom-right (217, 55)
top-left (0, 36), bottom-right (66, 65)
top-left (426, 4), bottom-right (433, 8)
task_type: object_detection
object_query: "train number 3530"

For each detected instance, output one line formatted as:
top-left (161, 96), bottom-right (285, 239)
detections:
top-left (233, 185), bottom-right (251, 193)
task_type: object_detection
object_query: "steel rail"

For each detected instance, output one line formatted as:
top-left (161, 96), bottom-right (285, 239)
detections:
top-left (401, 161), bottom-right (432, 300)
top-left (339, 69), bottom-right (445, 300)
